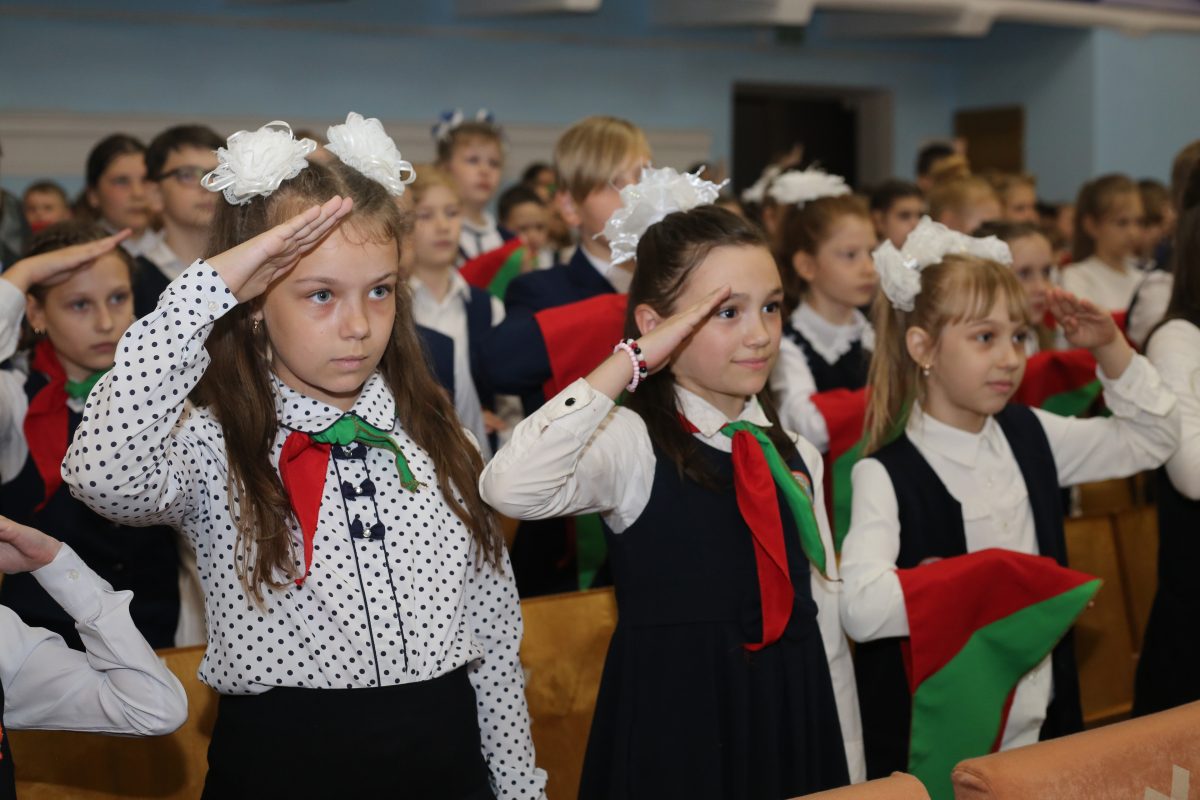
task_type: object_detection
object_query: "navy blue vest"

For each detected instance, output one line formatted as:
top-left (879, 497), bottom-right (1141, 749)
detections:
top-left (0, 371), bottom-right (180, 650)
top-left (782, 325), bottom-right (869, 393)
top-left (854, 404), bottom-right (1083, 779)
top-left (414, 325), bottom-right (455, 398)
top-left (132, 255), bottom-right (172, 319)
top-left (0, 676), bottom-right (13, 800)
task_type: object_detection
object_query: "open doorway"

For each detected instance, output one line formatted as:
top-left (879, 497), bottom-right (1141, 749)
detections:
top-left (732, 83), bottom-right (892, 195)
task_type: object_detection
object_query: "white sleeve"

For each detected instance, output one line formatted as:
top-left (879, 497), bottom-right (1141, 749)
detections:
top-left (1147, 321), bottom-right (1200, 500)
top-left (800, 436), bottom-right (864, 783)
top-left (1127, 272), bottom-right (1173, 349)
top-left (1034, 354), bottom-right (1180, 487)
top-left (839, 457), bottom-right (909, 642)
top-left (1, 544), bottom-right (187, 735)
top-left (769, 336), bottom-right (830, 452)
top-left (0, 277), bottom-right (29, 483)
top-left (61, 261), bottom-right (232, 529)
top-left (479, 378), bottom-right (655, 533)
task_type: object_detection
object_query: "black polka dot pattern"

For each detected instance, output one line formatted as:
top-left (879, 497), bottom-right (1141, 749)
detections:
top-left (61, 261), bottom-right (547, 798)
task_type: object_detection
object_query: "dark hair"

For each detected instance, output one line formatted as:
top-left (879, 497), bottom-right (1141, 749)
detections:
top-left (435, 121), bottom-right (503, 164)
top-left (195, 158), bottom-right (501, 603)
top-left (1171, 140), bottom-right (1200, 211)
top-left (498, 184), bottom-right (544, 224)
top-left (972, 220), bottom-right (1043, 241)
top-left (1160, 163), bottom-right (1200, 331)
top-left (145, 124), bottom-right (223, 180)
top-left (776, 194), bottom-right (871, 312)
top-left (870, 179), bottom-right (922, 213)
top-left (1072, 173), bottom-right (1138, 262)
top-left (85, 134), bottom-right (145, 189)
top-left (20, 220), bottom-right (135, 349)
top-left (1138, 178), bottom-right (1171, 226)
top-left (623, 205), bottom-right (797, 489)
top-left (521, 161), bottom-right (552, 184)
top-left (916, 142), bottom-right (956, 178)
top-left (22, 180), bottom-right (69, 205)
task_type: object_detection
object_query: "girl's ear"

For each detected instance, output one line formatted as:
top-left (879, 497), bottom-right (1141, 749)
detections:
top-left (905, 325), bottom-right (934, 371)
top-left (556, 191), bottom-right (582, 230)
top-left (85, 188), bottom-right (99, 211)
top-left (634, 303), bottom-right (663, 337)
top-left (25, 295), bottom-right (47, 334)
top-left (791, 250), bottom-right (818, 283)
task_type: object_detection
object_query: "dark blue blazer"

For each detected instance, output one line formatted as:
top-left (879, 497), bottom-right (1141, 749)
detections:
top-left (415, 325), bottom-right (455, 398)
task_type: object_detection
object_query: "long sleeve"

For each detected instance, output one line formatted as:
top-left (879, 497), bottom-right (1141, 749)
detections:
top-left (0, 277), bottom-right (29, 483)
top-left (479, 312), bottom-right (554, 397)
top-left (838, 457), bottom-right (909, 642)
top-left (769, 337), bottom-right (830, 452)
top-left (61, 261), bottom-right (233, 529)
top-left (1147, 320), bottom-right (1200, 500)
top-left (479, 378), bottom-right (655, 532)
top-left (1035, 353), bottom-right (1179, 487)
top-left (1127, 271), bottom-right (1173, 349)
top-left (0, 543), bottom-right (188, 735)
top-left (464, 547), bottom-right (548, 799)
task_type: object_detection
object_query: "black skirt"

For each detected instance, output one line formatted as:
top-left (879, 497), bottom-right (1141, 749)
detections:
top-left (202, 667), bottom-right (495, 800)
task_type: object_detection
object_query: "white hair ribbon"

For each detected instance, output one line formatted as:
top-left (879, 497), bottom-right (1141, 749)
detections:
top-left (602, 166), bottom-right (728, 266)
top-left (201, 121), bottom-right (316, 206)
top-left (326, 112), bottom-right (416, 197)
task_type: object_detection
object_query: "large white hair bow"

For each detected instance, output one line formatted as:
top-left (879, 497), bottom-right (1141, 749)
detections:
top-left (873, 216), bottom-right (1013, 312)
top-left (603, 166), bottom-right (728, 265)
top-left (325, 112), bottom-right (416, 197)
top-left (201, 121), bottom-right (316, 206)
top-left (767, 167), bottom-right (850, 207)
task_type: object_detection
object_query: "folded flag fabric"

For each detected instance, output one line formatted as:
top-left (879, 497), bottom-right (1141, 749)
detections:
top-left (534, 293), bottom-right (629, 399)
top-left (897, 549), bottom-right (1100, 800)
top-left (460, 239), bottom-right (526, 301)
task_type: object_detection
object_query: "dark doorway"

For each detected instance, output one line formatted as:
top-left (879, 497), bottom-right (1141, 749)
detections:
top-left (955, 106), bottom-right (1024, 174)
top-left (733, 84), bottom-right (872, 196)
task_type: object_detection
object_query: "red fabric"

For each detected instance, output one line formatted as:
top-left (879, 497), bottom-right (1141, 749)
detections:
top-left (278, 432), bottom-right (331, 587)
top-left (459, 240), bottom-right (523, 290)
top-left (896, 549), bottom-right (1097, 692)
top-left (23, 339), bottom-right (68, 512)
top-left (1011, 349), bottom-right (1098, 408)
top-left (809, 387), bottom-right (867, 522)
top-left (534, 293), bottom-right (629, 398)
top-left (681, 417), bottom-right (793, 650)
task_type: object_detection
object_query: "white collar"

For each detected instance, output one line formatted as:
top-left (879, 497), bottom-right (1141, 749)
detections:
top-left (408, 269), bottom-right (471, 308)
top-left (790, 302), bottom-right (874, 364)
top-left (272, 370), bottom-right (395, 435)
top-left (675, 384), bottom-right (772, 439)
top-left (109, 224), bottom-right (160, 259)
top-left (460, 211), bottom-right (497, 236)
top-left (906, 402), bottom-right (1005, 469)
top-left (581, 245), bottom-right (632, 294)
top-left (139, 232), bottom-right (187, 280)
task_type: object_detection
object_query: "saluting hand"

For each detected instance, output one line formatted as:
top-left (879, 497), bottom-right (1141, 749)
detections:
top-left (0, 516), bottom-right (61, 575)
top-left (1, 228), bottom-right (132, 293)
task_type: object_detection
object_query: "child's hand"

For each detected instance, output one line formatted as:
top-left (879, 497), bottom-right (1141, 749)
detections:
top-left (482, 410), bottom-right (509, 434)
top-left (1047, 288), bottom-right (1119, 350)
top-left (1, 229), bottom-right (132, 293)
top-left (207, 196), bottom-right (354, 303)
top-left (636, 285), bottom-right (732, 374)
top-left (0, 516), bottom-right (61, 574)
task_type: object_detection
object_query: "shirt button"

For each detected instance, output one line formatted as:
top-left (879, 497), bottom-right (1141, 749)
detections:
top-left (67, 569), bottom-right (80, 581)
top-left (208, 300), bottom-right (218, 311)
top-left (565, 397), bottom-right (576, 407)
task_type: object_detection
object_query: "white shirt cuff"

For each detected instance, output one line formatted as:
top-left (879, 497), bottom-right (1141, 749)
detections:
top-left (1098, 353), bottom-right (1176, 418)
top-left (31, 544), bottom-right (111, 624)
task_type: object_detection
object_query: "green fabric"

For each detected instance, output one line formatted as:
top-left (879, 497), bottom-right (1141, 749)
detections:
top-left (908, 579), bottom-right (1101, 800)
top-left (488, 246), bottom-right (526, 301)
top-left (832, 403), bottom-right (909, 552)
top-left (1041, 379), bottom-right (1103, 418)
top-left (720, 420), bottom-right (827, 577)
top-left (312, 414), bottom-right (421, 491)
top-left (575, 513), bottom-right (607, 590)
top-left (65, 368), bottom-right (109, 400)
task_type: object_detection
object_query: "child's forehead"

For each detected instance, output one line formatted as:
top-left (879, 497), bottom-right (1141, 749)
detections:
top-left (452, 135), bottom-right (502, 156)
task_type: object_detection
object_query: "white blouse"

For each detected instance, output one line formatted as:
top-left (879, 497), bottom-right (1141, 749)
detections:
top-left (1, 543), bottom-right (187, 735)
top-left (1147, 319), bottom-right (1200, 500)
top-left (770, 303), bottom-right (874, 453)
top-left (61, 261), bottom-right (546, 799)
top-left (480, 378), bottom-right (866, 783)
top-left (840, 354), bottom-right (1178, 750)
top-left (1060, 255), bottom-right (1145, 312)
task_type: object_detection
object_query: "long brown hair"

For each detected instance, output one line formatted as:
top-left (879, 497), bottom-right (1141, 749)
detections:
top-left (1072, 173), bottom-right (1137, 262)
top-left (864, 254), bottom-right (1032, 455)
top-left (775, 194), bottom-right (871, 313)
top-left (623, 205), bottom-right (797, 488)
top-left (194, 158), bottom-right (502, 603)
top-left (1160, 163), bottom-right (1200, 331)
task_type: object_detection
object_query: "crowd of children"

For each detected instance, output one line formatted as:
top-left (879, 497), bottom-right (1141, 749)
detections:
top-left (0, 108), bottom-right (1197, 800)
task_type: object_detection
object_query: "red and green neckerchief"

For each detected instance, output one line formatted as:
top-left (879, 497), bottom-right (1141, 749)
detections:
top-left (278, 414), bottom-right (421, 586)
top-left (459, 239), bottom-right (526, 301)
top-left (681, 416), bottom-right (828, 651)
top-left (23, 338), bottom-right (109, 511)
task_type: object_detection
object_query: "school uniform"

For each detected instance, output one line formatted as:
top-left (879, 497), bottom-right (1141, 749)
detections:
top-left (1126, 267), bottom-right (1173, 349)
top-left (61, 261), bottom-right (547, 800)
top-left (770, 303), bottom-right (874, 452)
top-left (481, 380), bottom-right (867, 795)
top-left (459, 212), bottom-right (511, 264)
top-left (415, 324), bottom-right (458, 398)
top-left (410, 271), bottom-right (505, 458)
top-left (1060, 255), bottom-right (1144, 312)
top-left (1136, 319), bottom-right (1200, 714)
top-left (839, 358), bottom-right (1178, 777)
top-left (133, 232), bottom-right (190, 319)
top-left (0, 541), bottom-right (188, 794)
top-left (0, 279), bottom-right (182, 651)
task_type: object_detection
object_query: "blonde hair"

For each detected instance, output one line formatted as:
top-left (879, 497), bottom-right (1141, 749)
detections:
top-left (928, 176), bottom-right (998, 221)
top-left (1072, 173), bottom-right (1138, 261)
top-left (864, 254), bottom-right (1032, 454)
top-left (407, 163), bottom-right (459, 205)
top-left (554, 115), bottom-right (650, 203)
top-left (985, 171), bottom-right (1037, 202)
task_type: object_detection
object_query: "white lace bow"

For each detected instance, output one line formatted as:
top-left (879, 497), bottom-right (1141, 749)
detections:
top-left (603, 166), bottom-right (728, 265)
top-left (326, 112), bottom-right (416, 197)
top-left (201, 121), bottom-right (316, 206)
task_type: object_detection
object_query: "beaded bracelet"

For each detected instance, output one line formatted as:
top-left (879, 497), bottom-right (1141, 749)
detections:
top-left (613, 338), bottom-right (649, 393)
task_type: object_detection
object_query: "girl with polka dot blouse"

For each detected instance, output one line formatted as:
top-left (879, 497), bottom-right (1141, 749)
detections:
top-left (63, 120), bottom-right (545, 800)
